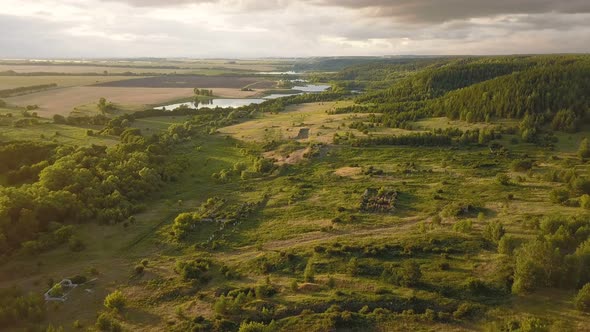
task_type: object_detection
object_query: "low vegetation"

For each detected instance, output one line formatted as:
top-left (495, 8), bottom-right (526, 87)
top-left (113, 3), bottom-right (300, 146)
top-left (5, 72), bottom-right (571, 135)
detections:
top-left (1, 55), bottom-right (590, 331)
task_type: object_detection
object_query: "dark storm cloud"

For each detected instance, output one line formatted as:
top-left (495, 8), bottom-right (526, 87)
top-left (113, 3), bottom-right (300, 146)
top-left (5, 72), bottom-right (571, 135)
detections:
top-left (100, 0), bottom-right (590, 24)
top-left (310, 0), bottom-right (590, 23)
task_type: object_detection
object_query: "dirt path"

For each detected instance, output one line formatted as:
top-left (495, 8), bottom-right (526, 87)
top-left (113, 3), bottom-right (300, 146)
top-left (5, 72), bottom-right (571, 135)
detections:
top-left (214, 216), bottom-right (424, 263)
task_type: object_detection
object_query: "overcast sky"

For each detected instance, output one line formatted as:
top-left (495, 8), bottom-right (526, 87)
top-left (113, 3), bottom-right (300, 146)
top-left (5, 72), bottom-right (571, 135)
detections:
top-left (1, 0), bottom-right (590, 58)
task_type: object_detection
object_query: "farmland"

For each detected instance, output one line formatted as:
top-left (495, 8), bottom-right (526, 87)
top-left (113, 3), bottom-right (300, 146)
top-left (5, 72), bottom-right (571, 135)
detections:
top-left (0, 60), bottom-right (287, 117)
top-left (94, 75), bottom-right (277, 89)
top-left (5, 87), bottom-right (196, 116)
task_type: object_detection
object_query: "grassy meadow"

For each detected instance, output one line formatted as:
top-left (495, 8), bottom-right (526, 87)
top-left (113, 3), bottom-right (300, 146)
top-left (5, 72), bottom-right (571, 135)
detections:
top-left (2, 56), bottom-right (590, 331)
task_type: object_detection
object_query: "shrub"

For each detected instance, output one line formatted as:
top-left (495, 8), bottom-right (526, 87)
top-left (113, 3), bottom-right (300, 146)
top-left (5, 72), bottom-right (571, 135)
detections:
top-left (104, 290), bottom-right (126, 311)
top-left (437, 261), bottom-right (450, 271)
top-left (176, 259), bottom-right (211, 283)
top-left (432, 214), bottom-right (442, 226)
top-left (511, 159), bottom-right (533, 172)
top-left (134, 265), bottom-right (144, 275)
top-left (238, 320), bottom-right (277, 332)
top-left (550, 189), bottom-right (569, 204)
top-left (453, 219), bottom-right (473, 233)
top-left (96, 312), bottom-right (122, 331)
top-left (498, 235), bottom-right (520, 255)
top-left (453, 302), bottom-right (481, 319)
top-left (346, 257), bottom-right (359, 276)
top-left (483, 220), bottom-right (505, 243)
top-left (303, 259), bottom-right (315, 282)
top-left (496, 173), bottom-right (511, 186)
top-left (399, 260), bottom-right (421, 287)
top-left (579, 138), bottom-right (590, 159)
top-left (48, 283), bottom-right (64, 297)
top-left (574, 283), bottom-right (590, 312)
top-left (69, 275), bottom-right (87, 284)
top-left (290, 280), bottom-right (299, 292)
top-left (327, 276), bottom-right (336, 288)
top-left (581, 195), bottom-right (590, 209)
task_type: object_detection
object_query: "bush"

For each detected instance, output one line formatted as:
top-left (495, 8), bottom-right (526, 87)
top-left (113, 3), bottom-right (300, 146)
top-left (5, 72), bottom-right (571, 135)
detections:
top-left (304, 259), bottom-right (315, 282)
top-left (399, 260), bottom-right (421, 287)
top-left (496, 173), bottom-right (511, 186)
top-left (498, 235), bottom-right (519, 255)
top-left (573, 178), bottom-right (590, 195)
top-left (550, 189), bottom-right (569, 204)
top-left (453, 302), bottom-right (481, 319)
top-left (581, 195), bottom-right (590, 209)
top-left (134, 265), bottom-right (144, 275)
top-left (176, 258), bottom-right (211, 283)
top-left (238, 320), bottom-right (277, 332)
top-left (483, 220), bottom-right (505, 243)
top-left (69, 275), bottom-right (87, 284)
top-left (96, 312), bottom-right (122, 331)
top-left (290, 280), bottom-right (299, 292)
top-left (453, 219), bottom-right (473, 233)
top-left (68, 237), bottom-right (85, 252)
top-left (511, 159), bottom-right (533, 172)
top-left (104, 290), bottom-right (126, 311)
top-left (579, 138), bottom-right (590, 159)
top-left (574, 283), bottom-right (590, 312)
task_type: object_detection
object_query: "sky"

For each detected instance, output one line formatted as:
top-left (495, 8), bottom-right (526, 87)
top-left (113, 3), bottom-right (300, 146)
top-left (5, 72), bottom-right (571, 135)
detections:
top-left (1, 0), bottom-right (590, 58)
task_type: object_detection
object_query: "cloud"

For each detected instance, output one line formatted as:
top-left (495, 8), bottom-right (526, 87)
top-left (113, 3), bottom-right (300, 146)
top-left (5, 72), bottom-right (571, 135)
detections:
top-left (309, 0), bottom-right (590, 24)
top-left (0, 0), bottom-right (589, 58)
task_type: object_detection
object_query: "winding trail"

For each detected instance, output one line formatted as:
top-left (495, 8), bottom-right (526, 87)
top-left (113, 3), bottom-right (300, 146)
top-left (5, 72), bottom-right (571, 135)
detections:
top-left (213, 215), bottom-right (424, 263)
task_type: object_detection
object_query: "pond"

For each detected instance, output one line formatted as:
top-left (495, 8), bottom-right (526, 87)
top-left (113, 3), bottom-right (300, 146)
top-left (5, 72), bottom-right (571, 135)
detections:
top-left (155, 84), bottom-right (330, 110)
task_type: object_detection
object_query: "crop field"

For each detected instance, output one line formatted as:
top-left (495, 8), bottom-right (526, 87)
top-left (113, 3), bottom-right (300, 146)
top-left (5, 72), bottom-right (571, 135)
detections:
top-left (94, 75), bottom-right (277, 89)
top-left (0, 59), bottom-right (290, 75)
top-left (0, 75), bottom-right (142, 90)
top-left (4, 86), bottom-right (195, 116)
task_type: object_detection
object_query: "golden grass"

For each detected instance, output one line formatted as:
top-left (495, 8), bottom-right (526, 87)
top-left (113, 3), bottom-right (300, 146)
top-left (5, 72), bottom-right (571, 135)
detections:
top-left (218, 101), bottom-right (416, 144)
top-left (5, 86), bottom-right (195, 116)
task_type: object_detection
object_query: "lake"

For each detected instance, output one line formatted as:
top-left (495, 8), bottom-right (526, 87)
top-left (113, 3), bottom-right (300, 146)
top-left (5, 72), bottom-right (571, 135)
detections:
top-left (155, 84), bottom-right (330, 110)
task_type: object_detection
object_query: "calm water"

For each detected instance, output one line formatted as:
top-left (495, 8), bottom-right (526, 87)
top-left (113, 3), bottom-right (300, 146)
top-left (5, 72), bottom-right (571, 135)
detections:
top-left (257, 71), bottom-right (300, 75)
top-left (292, 84), bottom-right (331, 92)
top-left (156, 84), bottom-right (330, 110)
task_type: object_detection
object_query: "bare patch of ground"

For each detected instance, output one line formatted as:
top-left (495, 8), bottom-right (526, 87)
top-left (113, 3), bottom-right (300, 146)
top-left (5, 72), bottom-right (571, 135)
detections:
top-left (264, 147), bottom-right (310, 165)
top-left (295, 128), bottom-right (309, 139)
top-left (334, 166), bottom-right (362, 177)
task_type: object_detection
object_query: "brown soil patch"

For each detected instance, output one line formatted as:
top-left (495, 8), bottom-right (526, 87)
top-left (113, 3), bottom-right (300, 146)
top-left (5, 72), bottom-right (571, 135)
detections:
top-left (298, 283), bottom-right (323, 292)
top-left (334, 166), bottom-right (362, 177)
top-left (264, 147), bottom-right (310, 165)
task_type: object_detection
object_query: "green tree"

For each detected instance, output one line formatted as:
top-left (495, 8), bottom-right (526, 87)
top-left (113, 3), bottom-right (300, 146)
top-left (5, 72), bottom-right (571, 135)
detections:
top-left (574, 283), bottom-right (590, 312)
top-left (579, 138), bottom-right (590, 159)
